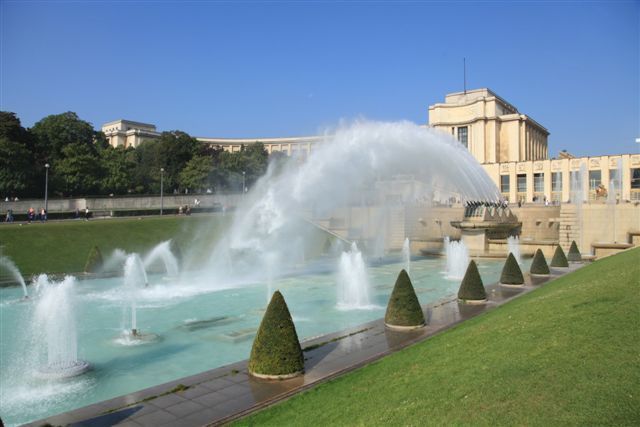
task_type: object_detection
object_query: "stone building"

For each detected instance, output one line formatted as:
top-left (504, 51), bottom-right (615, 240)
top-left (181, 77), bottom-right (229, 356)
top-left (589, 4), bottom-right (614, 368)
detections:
top-left (101, 88), bottom-right (640, 203)
top-left (428, 88), bottom-right (549, 163)
top-left (102, 119), bottom-right (160, 149)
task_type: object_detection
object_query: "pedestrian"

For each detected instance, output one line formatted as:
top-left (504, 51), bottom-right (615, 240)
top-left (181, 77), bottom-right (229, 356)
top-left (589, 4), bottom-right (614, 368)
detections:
top-left (40, 208), bottom-right (47, 222)
top-left (5, 209), bottom-right (13, 222)
top-left (84, 207), bottom-right (90, 221)
top-left (27, 207), bottom-right (35, 223)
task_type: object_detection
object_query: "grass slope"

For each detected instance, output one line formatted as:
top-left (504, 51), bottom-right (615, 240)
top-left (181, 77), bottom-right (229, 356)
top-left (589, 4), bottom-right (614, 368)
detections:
top-left (236, 248), bottom-right (640, 426)
top-left (0, 215), bottom-right (231, 275)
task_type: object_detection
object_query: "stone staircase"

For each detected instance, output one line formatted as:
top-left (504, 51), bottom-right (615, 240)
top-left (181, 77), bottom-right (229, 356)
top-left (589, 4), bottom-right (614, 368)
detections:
top-left (559, 204), bottom-right (581, 251)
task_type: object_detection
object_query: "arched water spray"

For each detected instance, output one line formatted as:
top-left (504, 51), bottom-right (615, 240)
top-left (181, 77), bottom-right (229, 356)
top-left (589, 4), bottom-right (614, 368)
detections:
top-left (207, 121), bottom-right (500, 284)
top-left (402, 237), bottom-right (411, 274)
top-left (143, 241), bottom-right (179, 277)
top-left (0, 256), bottom-right (28, 298)
top-left (444, 236), bottom-right (469, 280)
top-left (101, 249), bottom-right (127, 274)
top-left (507, 236), bottom-right (521, 264)
top-left (337, 242), bottom-right (371, 309)
top-left (32, 275), bottom-right (90, 378)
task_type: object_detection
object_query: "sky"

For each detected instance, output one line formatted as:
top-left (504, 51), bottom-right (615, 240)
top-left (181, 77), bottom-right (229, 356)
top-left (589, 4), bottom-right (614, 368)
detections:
top-left (1, 0), bottom-right (638, 157)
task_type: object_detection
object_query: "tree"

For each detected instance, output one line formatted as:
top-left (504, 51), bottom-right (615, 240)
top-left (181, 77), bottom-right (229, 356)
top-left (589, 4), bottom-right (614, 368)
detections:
top-left (568, 241), bottom-right (582, 262)
top-left (31, 112), bottom-right (102, 196)
top-left (385, 269), bottom-right (425, 329)
top-left (84, 246), bottom-right (104, 273)
top-left (31, 112), bottom-right (96, 164)
top-left (248, 290), bottom-right (304, 378)
top-left (156, 131), bottom-right (199, 191)
top-left (500, 253), bottom-right (525, 285)
top-left (530, 249), bottom-right (550, 275)
top-left (0, 112), bottom-right (36, 197)
top-left (55, 143), bottom-right (103, 195)
top-left (550, 245), bottom-right (569, 268)
top-left (100, 146), bottom-right (137, 194)
top-left (457, 260), bottom-right (487, 302)
top-left (178, 155), bottom-right (214, 191)
top-left (0, 137), bottom-right (34, 197)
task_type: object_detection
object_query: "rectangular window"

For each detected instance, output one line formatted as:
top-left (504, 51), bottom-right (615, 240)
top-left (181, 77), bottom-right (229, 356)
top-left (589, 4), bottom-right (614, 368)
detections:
top-left (500, 175), bottom-right (510, 193)
top-left (517, 174), bottom-right (527, 193)
top-left (534, 173), bottom-right (544, 192)
top-left (552, 172), bottom-right (562, 192)
top-left (632, 168), bottom-right (640, 189)
top-left (588, 170), bottom-right (601, 190)
top-left (457, 126), bottom-right (468, 148)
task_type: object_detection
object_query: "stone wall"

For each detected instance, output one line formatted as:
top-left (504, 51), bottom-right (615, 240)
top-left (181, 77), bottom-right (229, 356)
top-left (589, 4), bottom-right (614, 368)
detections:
top-left (0, 194), bottom-right (242, 216)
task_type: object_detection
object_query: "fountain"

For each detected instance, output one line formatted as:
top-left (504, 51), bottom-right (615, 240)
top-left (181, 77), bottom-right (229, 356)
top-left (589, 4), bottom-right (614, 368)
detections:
top-left (33, 275), bottom-right (91, 379)
top-left (444, 236), bottom-right (470, 280)
top-left (337, 242), bottom-right (371, 309)
top-left (211, 121), bottom-right (500, 283)
top-left (507, 235), bottom-right (521, 264)
top-left (143, 240), bottom-right (179, 277)
top-left (607, 158), bottom-right (622, 242)
top-left (264, 252), bottom-right (279, 304)
top-left (100, 248), bottom-right (128, 273)
top-left (402, 238), bottom-right (411, 274)
top-left (0, 255), bottom-right (28, 298)
top-left (117, 254), bottom-right (157, 344)
top-left (0, 121), bottom-right (508, 426)
top-left (570, 163), bottom-right (587, 252)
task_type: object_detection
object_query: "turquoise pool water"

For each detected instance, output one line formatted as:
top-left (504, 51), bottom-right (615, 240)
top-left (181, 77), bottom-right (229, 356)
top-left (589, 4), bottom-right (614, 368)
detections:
top-left (0, 256), bottom-right (524, 426)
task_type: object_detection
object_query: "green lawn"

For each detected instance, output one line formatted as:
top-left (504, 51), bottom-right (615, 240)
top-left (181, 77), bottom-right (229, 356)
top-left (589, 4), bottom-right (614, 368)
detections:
top-left (236, 248), bottom-right (640, 426)
top-left (0, 214), bottom-right (232, 276)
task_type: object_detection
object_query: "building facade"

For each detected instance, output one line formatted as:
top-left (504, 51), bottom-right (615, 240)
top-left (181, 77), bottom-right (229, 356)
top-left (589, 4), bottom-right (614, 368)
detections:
top-left (102, 120), bottom-right (160, 149)
top-left (197, 135), bottom-right (322, 157)
top-left (102, 88), bottom-right (639, 203)
top-left (428, 88), bottom-right (549, 163)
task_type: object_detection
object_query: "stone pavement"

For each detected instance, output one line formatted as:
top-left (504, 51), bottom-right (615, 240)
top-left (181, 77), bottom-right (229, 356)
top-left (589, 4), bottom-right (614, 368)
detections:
top-left (27, 265), bottom-right (581, 427)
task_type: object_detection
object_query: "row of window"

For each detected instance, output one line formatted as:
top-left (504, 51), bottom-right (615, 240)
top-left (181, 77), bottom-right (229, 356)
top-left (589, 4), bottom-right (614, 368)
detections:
top-left (500, 169), bottom-right (640, 193)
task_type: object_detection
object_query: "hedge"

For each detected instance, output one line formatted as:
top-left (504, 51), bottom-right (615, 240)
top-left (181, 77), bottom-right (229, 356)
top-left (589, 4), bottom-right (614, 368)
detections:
top-left (385, 269), bottom-right (426, 328)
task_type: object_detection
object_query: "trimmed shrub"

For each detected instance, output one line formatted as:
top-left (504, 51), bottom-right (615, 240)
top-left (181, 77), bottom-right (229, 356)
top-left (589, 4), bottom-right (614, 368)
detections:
top-left (530, 249), bottom-right (550, 275)
top-left (84, 246), bottom-right (103, 273)
top-left (385, 269), bottom-right (426, 328)
top-left (249, 290), bottom-right (304, 378)
top-left (457, 260), bottom-right (487, 301)
top-left (550, 245), bottom-right (569, 267)
top-left (500, 253), bottom-right (524, 285)
top-left (568, 240), bottom-right (582, 262)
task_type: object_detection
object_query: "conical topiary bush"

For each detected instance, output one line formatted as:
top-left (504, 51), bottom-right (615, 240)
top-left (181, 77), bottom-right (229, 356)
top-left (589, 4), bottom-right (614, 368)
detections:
top-left (530, 249), bottom-right (550, 275)
top-left (550, 245), bottom-right (569, 268)
top-left (457, 260), bottom-right (487, 302)
top-left (84, 246), bottom-right (103, 273)
top-left (385, 269), bottom-right (426, 330)
top-left (248, 290), bottom-right (304, 379)
top-left (500, 253), bottom-right (524, 286)
top-left (567, 240), bottom-right (582, 262)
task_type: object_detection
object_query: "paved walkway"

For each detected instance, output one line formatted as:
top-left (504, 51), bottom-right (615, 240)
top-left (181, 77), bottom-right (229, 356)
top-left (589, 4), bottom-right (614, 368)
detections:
top-left (27, 266), bottom-right (581, 427)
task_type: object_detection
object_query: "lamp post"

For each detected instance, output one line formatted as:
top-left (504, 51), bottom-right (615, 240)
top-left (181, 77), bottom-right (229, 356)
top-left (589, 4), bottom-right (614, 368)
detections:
top-left (242, 171), bottom-right (246, 197)
top-left (160, 168), bottom-right (164, 216)
top-left (44, 163), bottom-right (50, 213)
